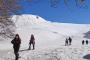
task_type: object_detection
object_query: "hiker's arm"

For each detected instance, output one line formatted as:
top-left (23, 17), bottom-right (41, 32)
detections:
top-left (11, 39), bottom-right (14, 44)
top-left (19, 38), bottom-right (21, 44)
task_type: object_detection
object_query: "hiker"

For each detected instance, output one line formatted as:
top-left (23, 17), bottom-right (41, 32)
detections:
top-left (86, 40), bottom-right (88, 45)
top-left (28, 34), bottom-right (35, 50)
top-left (36, 16), bottom-right (39, 19)
top-left (68, 37), bottom-right (72, 45)
top-left (65, 38), bottom-right (68, 46)
top-left (82, 40), bottom-right (84, 45)
top-left (11, 34), bottom-right (21, 60)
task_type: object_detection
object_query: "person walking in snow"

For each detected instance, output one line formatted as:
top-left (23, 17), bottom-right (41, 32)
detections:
top-left (68, 37), bottom-right (72, 45)
top-left (86, 40), bottom-right (88, 45)
top-left (82, 40), bottom-right (84, 45)
top-left (11, 34), bottom-right (21, 60)
top-left (65, 38), bottom-right (68, 46)
top-left (28, 34), bottom-right (35, 50)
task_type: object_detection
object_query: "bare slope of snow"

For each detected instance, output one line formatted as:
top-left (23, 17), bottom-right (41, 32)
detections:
top-left (0, 14), bottom-right (90, 60)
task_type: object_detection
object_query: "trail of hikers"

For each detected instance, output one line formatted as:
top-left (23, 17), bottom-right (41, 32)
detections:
top-left (9, 33), bottom-right (90, 60)
top-left (0, 33), bottom-right (89, 60)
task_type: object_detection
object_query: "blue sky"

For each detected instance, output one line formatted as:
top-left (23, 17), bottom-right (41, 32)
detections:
top-left (19, 0), bottom-right (90, 24)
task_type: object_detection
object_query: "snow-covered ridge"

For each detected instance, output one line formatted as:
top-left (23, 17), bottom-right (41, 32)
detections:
top-left (11, 14), bottom-right (90, 26)
top-left (11, 14), bottom-right (49, 27)
top-left (12, 14), bottom-right (47, 23)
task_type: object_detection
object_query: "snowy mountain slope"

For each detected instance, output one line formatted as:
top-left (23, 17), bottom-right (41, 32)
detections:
top-left (0, 14), bottom-right (90, 60)
top-left (12, 14), bottom-right (90, 37)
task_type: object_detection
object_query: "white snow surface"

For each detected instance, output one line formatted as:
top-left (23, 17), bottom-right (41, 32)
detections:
top-left (0, 14), bottom-right (90, 60)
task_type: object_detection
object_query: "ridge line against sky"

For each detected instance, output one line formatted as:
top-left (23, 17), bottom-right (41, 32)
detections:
top-left (19, 0), bottom-right (90, 24)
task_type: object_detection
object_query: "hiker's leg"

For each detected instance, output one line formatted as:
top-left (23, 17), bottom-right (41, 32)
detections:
top-left (15, 53), bottom-right (19, 60)
top-left (14, 48), bottom-right (17, 58)
top-left (33, 44), bottom-right (35, 50)
top-left (29, 43), bottom-right (31, 50)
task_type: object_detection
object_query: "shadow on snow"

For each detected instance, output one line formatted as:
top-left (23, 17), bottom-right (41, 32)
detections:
top-left (83, 54), bottom-right (90, 60)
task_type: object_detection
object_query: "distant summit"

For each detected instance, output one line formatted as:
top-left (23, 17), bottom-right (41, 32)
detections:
top-left (11, 14), bottom-right (48, 27)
